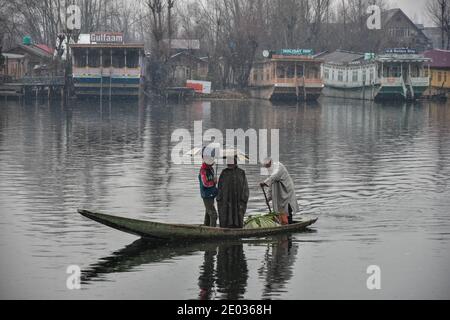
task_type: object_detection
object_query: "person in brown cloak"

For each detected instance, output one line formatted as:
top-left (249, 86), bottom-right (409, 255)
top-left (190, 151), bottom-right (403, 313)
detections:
top-left (217, 155), bottom-right (249, 228)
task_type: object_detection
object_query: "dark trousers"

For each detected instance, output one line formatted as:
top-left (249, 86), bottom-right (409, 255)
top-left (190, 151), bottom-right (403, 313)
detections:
top-left (288, 204), bottom-right (293, 224)
top-left (203, 198), bottom-right (218, 227)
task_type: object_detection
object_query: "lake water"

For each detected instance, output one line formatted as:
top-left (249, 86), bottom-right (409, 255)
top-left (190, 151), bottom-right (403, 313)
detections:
top-left (0, 97), bottom-right (449, 299)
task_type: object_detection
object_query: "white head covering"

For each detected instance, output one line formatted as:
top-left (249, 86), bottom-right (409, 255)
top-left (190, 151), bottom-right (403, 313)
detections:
top-left (203, 156), bottom-right (215, 165)
top-left (202, 146), bottom-right (217, 165)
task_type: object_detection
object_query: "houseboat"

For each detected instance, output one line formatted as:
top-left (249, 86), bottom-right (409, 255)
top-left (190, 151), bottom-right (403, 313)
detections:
top-left (321, 50), bottom-right (378, 100)
top-left (249, 49), bottom-right (324, 101)
top-left (70, 33), bottom-right (145, 97)
top-left (321, 49), bottom-right (430, 101)
top-left (375, 49), bottom-right (430, 101)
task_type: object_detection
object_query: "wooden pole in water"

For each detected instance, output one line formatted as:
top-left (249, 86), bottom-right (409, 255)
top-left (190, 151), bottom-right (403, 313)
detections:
top-left (261, 185), bottom-right (272, 214)
top-left (100, 48), bottom-right (103, 102)
top-left (302, 63), bottom-right (306, 101)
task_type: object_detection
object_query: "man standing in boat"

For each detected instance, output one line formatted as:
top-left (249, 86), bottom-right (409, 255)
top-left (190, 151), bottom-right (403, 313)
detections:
top-left (199, 147), bottom-right (218, 227)
top-left (217, 154), bottom-right (249, 228)
top-left (260, 157), bottom-right (299, 225)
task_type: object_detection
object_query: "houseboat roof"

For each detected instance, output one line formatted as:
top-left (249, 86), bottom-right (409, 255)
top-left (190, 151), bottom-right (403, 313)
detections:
top-left (6, 44), bottom-right (53, 59)
top-left (2, 53), bottom-right (25, 59)
top-left (376, 54), bottom-right (431, 63)
top-left (319, 50), bottom-right (365, 64)
top-left (424, 49), bottom-right (450, 69)
top-left (70, 43), bottom-right (145, 49)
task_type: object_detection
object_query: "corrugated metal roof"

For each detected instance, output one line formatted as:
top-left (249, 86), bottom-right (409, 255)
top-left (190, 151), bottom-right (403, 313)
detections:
top-left (319, 50), bottom-right (364, 64)
top-left (376, 54), bottom-right (431, 63)
top-left (424, 49), bottom-right (450, 68)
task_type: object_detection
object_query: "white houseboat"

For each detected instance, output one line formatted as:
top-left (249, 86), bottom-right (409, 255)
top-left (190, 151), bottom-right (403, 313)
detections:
top-left (249, 49), bottom-right (324, 101)
top-left (321, 49), bottom-right (430, 101)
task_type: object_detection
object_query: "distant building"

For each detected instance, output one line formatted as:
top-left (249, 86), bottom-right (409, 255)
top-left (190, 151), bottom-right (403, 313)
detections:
top-left (422, 27), bottom-right (449, 50)
top-left (167, 51), bottom-right (208, 86)
top-left (6, 43), bottom-right (54, 76)
top-left (1, 53), bottom-right (26, 80)
top-left (381, 8), bottom-right (432, 52)
top-left (164, 39), bottom-right (201, 55)
top-left (424, 49), bottom-right (450, 91)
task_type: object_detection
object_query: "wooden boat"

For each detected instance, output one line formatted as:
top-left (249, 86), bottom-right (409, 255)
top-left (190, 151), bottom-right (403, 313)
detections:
top-left (78, 209), bottom-right (318, 240)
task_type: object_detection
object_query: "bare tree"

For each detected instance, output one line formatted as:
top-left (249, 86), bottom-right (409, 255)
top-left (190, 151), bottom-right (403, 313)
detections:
top-left (427, 0), bottom-right (450, 49)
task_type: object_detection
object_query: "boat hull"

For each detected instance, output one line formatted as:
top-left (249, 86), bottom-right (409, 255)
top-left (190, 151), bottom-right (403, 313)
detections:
top-left (248, 85), bottom-right (322, 101)
top-left (78, 209), bottom-right (318, 240)
top-left (322, 85), bottom-right (379, 100)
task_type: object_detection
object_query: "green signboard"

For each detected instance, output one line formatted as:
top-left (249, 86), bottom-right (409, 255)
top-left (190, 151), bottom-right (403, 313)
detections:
top-left (279, 49), bottom-right (314, 56)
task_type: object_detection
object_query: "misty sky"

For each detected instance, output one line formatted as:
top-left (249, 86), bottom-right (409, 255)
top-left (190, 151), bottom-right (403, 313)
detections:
top-left (391, 0), bottom-right (434, 26)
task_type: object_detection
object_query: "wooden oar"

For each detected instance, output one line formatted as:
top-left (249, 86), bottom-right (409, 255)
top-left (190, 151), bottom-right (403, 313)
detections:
top-left (261, 185), bottom-right (272, 214)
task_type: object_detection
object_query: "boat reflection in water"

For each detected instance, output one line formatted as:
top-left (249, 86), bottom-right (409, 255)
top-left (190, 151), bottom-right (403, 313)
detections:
top-left (81, 236), bottom-right (302, 299)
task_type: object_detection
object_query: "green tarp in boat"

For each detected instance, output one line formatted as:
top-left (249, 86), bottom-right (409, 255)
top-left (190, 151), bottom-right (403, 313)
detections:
top-left (244, 213), bottom-right (281, 229)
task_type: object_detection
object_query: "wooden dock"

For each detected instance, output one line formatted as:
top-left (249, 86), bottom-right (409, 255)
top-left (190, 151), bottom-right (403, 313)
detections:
top-left (164, 87), bottom-right (196, 101)
top-left (0, 83), bottom-right (24, 97)
top-left (0, 76), bottom-right (66, 100)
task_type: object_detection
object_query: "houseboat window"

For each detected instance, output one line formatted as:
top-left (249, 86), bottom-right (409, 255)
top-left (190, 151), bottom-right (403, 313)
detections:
top-left (411, 65), bottom-right (420, 77)
top-left (352, 70), bottom-right (358, 82)
top-left (387, 66), bottom-right (400, 77)
top-left (338, 71), bottom-right (343, 82)
top-left (324, 69), bottom-right (329, 80)
top-left (277, 66), bottom-right (285, 78)
top-left (362, 70), bottom-right (366, 83)
top-left (286, 65), bottom-right (295, 78)
top-left (102, 49), bottom-right (111, 68)
top-left (88, 49), bottom-right (100, 68)
top-left (266, 71), bottom-right (270, 81)
top-left (73, 49), bottom-right (87, 68)
top-left (126, 50), bottom-right (139, 68)
top-left (370, 69), bottom-right (374, 82)
top-left (253, 71), bottom-right (257, 82)
top-left (438, 72), bottom-right (442, 82)
top-left (112, 49), bottom-right (125, 68)
top-left (297, 65), bottom-right (304, 77)
top-left (332, 70), bottom-right (335, 80)
top-left (310, 67), bottom-right (318, 79)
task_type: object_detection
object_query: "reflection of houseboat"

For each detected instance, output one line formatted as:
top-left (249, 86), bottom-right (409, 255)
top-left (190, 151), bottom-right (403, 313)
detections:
top-left (249, 49), bottom-right (324, 101)
top-left (70, 33), bottom-right (144, 97)
top-left (321, 49), bottom-right (430, 101)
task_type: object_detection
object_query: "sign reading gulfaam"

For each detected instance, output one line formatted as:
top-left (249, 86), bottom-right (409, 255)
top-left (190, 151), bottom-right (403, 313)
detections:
top-left (90, 32), bottom-right (124, 44)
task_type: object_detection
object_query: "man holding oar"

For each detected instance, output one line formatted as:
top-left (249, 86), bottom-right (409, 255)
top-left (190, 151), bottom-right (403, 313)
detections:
top-left (260, 157), bottom-right (299, 225)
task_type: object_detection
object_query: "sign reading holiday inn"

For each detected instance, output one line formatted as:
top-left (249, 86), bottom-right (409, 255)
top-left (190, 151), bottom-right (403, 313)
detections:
top-left (90, 32), bottom-right (124, 44)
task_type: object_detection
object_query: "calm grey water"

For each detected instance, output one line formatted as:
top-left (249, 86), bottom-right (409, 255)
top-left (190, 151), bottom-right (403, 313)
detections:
top-left (0, 97), bottom-right (449, 299)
